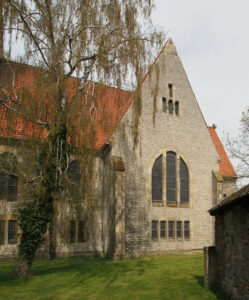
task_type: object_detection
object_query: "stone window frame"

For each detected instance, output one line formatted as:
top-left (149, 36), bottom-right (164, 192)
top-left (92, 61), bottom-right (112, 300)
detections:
top-left (149, 149), bottom-right (191, 208)
top-left (8, 219), bottom-right (17, 244)
top-left (151, 218), bottom-right (191, 242)
top-left (0, 216), bottom-right (18, 245)
top-left (68, 159), bottom-right (87, 200)
top-left (69, 218), bottom-right (87, 244)
top-left (0, 150), bottom-right (19, 203)
top-left (160, 83), bottom-right (180, 116)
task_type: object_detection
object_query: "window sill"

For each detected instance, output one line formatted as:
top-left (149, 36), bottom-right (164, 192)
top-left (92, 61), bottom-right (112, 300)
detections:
top-left (167, 202), bottom-right (177, 207)
top-left (152, 201), bottom-right (164, 207)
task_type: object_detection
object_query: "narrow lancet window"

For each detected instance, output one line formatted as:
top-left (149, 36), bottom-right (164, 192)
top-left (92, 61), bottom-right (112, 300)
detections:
top-left (168, 83), bottom-right (173, 98)
top-left (175, 101), bottom-right (179, 115)
top-left (152, 155), bottom-right (163, 202)
top-left (166, 152), bottom-right (176, 203)
top-left (180, 158), bottom-right (189, 204)
top-left (168, 99), bottom-right (173, 114)
top-left (162, 97), bottom-right (166, 113)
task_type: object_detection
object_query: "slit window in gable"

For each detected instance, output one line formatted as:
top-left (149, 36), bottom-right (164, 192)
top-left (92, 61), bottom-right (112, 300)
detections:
top-left (175, 101), bottom-right (179, 115)
top-left (168, 83), bottom-right (173, 98)
top-left (162, 97), bottom-right (166, 113)
top-left (168, 99), bottom-right (173, 114)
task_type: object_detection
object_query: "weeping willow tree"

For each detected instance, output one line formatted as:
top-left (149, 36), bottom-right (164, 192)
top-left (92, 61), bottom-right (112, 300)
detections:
top-left (0, 0), bottom-right (164, 277)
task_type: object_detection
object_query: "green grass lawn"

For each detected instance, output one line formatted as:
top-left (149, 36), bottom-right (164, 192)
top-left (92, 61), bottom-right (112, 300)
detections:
top-left (0, 254), bottom-right (228, 300)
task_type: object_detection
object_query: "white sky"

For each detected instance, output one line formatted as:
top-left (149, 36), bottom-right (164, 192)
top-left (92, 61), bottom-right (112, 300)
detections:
top-left (7, 1), bottom-right (248, 184)
top-left (152, 0), bottom-right (249, 139)
top-left (152, 0), bottom-right (249, 186)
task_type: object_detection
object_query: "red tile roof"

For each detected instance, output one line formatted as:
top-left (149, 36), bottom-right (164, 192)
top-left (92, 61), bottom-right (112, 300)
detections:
top-left (208, 126), bottom-right (237, 178)
top-left (0, 61), bottom-right (133, 148)
top-left (0, 58), bottom-right (238, 179)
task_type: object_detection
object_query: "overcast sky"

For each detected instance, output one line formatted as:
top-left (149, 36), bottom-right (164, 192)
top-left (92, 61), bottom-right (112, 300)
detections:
top-left (152, 0), bottom-right (249, 140)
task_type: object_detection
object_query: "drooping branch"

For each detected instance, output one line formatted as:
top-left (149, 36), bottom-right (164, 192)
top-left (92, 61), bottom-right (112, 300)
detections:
top-left (0, 87), bottom-right (48, 127)
top-left (8, 0), bottom-right (49, 69)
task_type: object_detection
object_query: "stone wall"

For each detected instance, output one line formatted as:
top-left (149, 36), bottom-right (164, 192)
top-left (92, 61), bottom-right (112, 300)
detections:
top-left (111, 39), bottom-right (220, 255)
top-left (214, 200), bottom-right (249, 299)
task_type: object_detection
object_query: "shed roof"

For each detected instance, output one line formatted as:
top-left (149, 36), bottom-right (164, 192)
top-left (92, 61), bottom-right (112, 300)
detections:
top-left (209, 183), bottom-right (249, 215)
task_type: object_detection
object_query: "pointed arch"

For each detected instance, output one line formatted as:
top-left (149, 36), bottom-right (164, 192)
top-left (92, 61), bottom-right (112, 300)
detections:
top-left (180, 158), bottom-right (189, 204)
top-left (152, 154), bottom-right (162, 202)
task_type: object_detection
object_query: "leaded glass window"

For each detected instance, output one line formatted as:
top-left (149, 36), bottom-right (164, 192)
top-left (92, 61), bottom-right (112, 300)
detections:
top-left (151, 220), bottom-right (158, 239)
top-left (78, 220), bottom-right (85, 242)
top-left (177, 221), bottom-right (182, 239)
top-left (160, 221), bottom-right (166, 238)
top-left (70, 220), bottom-right (76, 243)
top-left (168, 221), bottom-right (175, 238)
top-left (8, 220), bottom-right (17, 244)
top-left (152, 155), bottom-right (162, 202)
top-left (184, 221), bottom-right (190, 239)
top-left (180, 158), bottom-right (189, 204)
top-left (0, 220), bottom-right (5, 245)
top-left (7, 175), bottom-right (18, 202)
top-left (166, 152), bottom-right (176, 203)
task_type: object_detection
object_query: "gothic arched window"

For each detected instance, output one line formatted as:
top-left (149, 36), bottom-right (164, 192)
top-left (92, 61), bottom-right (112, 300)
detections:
top-left (180, 158), bottom-right (189, 204)
top-left (151, 152), bottom-right (189, 206)
top-left (152, 155), bottom-right (162, 202)
top-left (166, 151), bottom-right (177, 203)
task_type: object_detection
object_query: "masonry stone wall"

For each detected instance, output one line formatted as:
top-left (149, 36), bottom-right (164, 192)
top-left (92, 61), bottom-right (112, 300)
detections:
top-left (214, 200), bottom-right (249, 299)
top-left (0, 40), bottom-right (233, 259)
top-left (111, 40), bottom-right (220, 256)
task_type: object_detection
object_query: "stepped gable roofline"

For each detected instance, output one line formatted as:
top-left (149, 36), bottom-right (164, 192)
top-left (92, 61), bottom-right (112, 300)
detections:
top-left (209, 183), bottom-right (249, 215)
top-left (208, 126), bottom-right (237, 178)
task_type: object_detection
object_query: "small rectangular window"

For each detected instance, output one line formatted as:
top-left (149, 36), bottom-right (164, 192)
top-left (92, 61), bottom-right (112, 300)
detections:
top-left (8, 220), bottom-right (17, 244)
top-left (168, 99), bottom-right (173, 114)
top-left (0, 220), bottom-right (5, 245)
top-left (0, 174), bottom-right (6, 199)
top-left (177, 221), bottom-right (182, 239)
top-left (160, 221), bottom-right (166, 238)
top-left (70, 220), bottom-right (76, 243)
top-left (168, 83), bottom-right (173, 98)
top-left (162, 97), bottom-right (166, 113)
top-left (78, 220), bottom-right (85, 242)
top-left (184, 221), bottom-right (190, 240)
top-left (151, 220), bottom-right (158, 239)
top-left (175, 101), bottom-right (179, 116)
top-left (168, 221), bottom-right (175, 239)
top-left (7, 175), bottom-right (18, 202)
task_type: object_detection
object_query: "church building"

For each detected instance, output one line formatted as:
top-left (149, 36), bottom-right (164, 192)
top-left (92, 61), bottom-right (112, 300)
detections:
top-left (0, 39), bottom-right (237, 258)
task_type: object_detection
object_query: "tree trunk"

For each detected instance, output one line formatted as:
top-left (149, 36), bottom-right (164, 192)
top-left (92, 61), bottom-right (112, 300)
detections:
top-left (13, 257), bottom-right (31, 278)
top-left (0, 1), bottom-right (4, 59)
top-left (49, 218), bottom-right (56, 260)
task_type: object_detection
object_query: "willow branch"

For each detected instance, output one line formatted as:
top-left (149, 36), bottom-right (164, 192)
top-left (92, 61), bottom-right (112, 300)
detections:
top-left (8, 0), bottom-right (50, 69)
